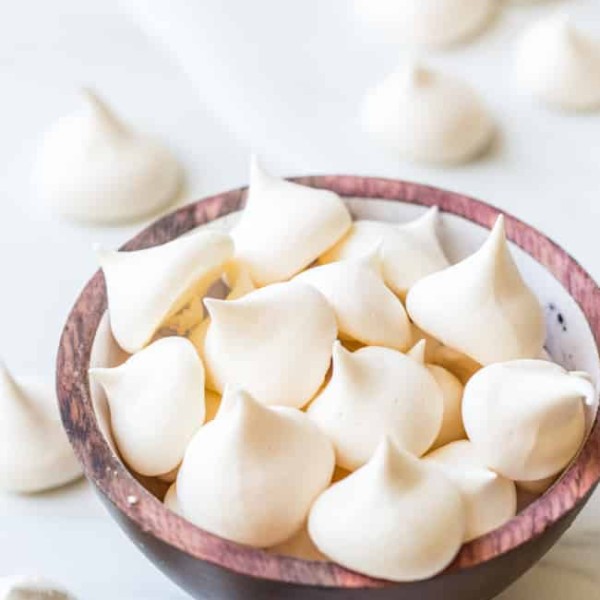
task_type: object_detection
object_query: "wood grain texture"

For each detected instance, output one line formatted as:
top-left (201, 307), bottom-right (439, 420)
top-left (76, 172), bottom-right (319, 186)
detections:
top-left (56, 176), bottom-right (600, 593)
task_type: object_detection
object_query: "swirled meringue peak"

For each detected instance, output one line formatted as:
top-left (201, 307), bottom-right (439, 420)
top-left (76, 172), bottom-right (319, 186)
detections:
top-left (362, 64), bottom-right (494, 165)
top-left (230, 157), bottom-right (351, 286)
top-left (0, 363), bottom-right (81, 493)
top-left (320, 207), bottom-right (449, 297)
top-left (463, 360), bottom-right (595, 481)
top-left (424, 440), bottom-right (517, 541)
top-left (0, 576), bottom-right (76, 600)
top-left (307, 342), bottom-right (443, 470)
top-left (89, 337), bottom-right (205, 477)
top-left (308, 438), bottom-right (465, 581)
top-left (203, 281), bottom-right (337, 408)
top-left (35, 89), bottom-right (181, 224)
top-left (407, 216), bottom-right (546, 365)
top-left (97, 229), bottom-right (233, 353)
top-left (516, 13), bottom-right (600, 111)
top-left (177, 387), bottom-right (335, 547)
top-left (294, 251), bottom-right (411, 350)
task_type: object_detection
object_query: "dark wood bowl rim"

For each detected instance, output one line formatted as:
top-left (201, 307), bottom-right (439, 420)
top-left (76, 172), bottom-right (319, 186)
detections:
top-left (56, 175), bottom-right (600, 589)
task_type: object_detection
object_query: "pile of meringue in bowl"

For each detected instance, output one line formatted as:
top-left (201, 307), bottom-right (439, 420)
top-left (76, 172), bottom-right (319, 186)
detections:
top-left (88, 159), bottom-right (599, 583)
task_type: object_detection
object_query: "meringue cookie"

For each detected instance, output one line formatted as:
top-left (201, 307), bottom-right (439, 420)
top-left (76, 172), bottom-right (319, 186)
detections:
top-left (516, 475), bottom-right (557, 496)
top-left (203, 281), bottom-right (337, 408)
top-left (89, 337), bottom-right (205, 477)
top-left (35, 89), bottom-right (181, 224)
top-left (320, 207), bottom-right (449, 297)
top-left (164, 483), bottom-right (182, 515)
top-left (308, 438), bottom-right (465, 581)
top-left (463, 360), bottom-right (594, 481)
top-left (307, 342), bottom-right (443, 470)
top-left (294, 252), bottom-right (411, 350)
top-left (362, 64), bottom-right (494, 165)
top-left (407, 216), bottom-right (546, 365)
top-left (97, 229), bottom-right (233, 353)
top-left (177, 387), bottom-right (335, 547)
top-left (355, 0), bottom-right (495, 48)
top-left (424, 440), bottom-right (517, 541)
top-left (0, 363), bottom-right (81, 493)
top-left (268, 523), bottom-right (327, 561)
top-left (231, 157), bottom-right (351, 285)
top-left (516, 13), bottom-right (600, 111)
top-left (0, 576), bottom-right (75, 599)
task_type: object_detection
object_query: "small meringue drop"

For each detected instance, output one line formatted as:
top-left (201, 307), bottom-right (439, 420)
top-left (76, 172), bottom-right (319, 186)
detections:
top-left (362, 64), bottom-right (494, 165)
top-left (424, 440), bottom-right (517, 541)
top-left (176, 387), bottom-right (335, 547)
top-left (202, 281), bottom-right (337, 408)
top-left (307, 342), bottom-right (443, 470)
top-left (97, 229), bottom-right (234, 353)
top-left (516, 13), bottom-right (600, 111)
top-left (0, 363), bottom-right (81, 493)
top-left (0, 576), bottom-right (76, 599)
top-left (407, 216), bottom-right (546, 365)
top-left (34, 89), bottom-right (181, 224)
top-left (231, 157), bottom-right (351, 286)
top-left (89, 336), bottom-right (205, 477)
top-left (308, 438), bottom-right (466, 582)
top-left (463, 360), bottom-right (594, 481)
top-left (268, 523), bottom-right (327, 561)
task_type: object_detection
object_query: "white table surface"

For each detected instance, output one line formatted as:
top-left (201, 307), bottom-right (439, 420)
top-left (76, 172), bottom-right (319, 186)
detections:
top-left (0, 1), bottom-right (599, 598)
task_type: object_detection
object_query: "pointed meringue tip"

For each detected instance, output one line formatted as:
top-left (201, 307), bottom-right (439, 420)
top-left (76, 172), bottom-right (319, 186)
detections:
top-left (463, 468), bottom-right (499, 487)
top-left (417, 206), bottom-right (439, 226)
top-left (81, 88), bottom-right (125, 135)
top-left (408, 340), bottom-right (427, 364)
top-left (358, 241), bottom-right (384, 273)
top-left (374, 436), bottom-right (421, 480)
top-left (218, 385), bottom-right (262, 421)
top-left (570, 371), bottom-right (597, 406)
top-left (249, 154), bottom-right (270, 187)
top-left (484, 215), bottom-right (507, 252)
top-left (203, 296), bottom-right (234, 321)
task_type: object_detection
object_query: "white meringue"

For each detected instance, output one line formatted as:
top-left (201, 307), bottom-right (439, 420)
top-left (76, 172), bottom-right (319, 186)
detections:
top-left (89, 337), bottom-right (205, 477)
top-left (407, 216), bottom-right (546, 365)
top-left (35, 89), bottom-right (181, 224)
top-left (516, 13), bottom-right (600, 111)
top-left (203, 281), bottom-right (337, 408)
top-left (355, 0), bottom-right (495, 48)
top-left (424, 440), bottom-right (517, 541)
top-left (0, 576), bottom-right (75, 599)
top-left (231, 157), bottom-right (351, 285)
top-left (0, 363), bottom-right (81, 493)
top-left (307, 342), bottom-right (443, 470)
top-left (294, 252), bottom-right (411, 350)
top-left (362, 64), bottom-right (494, 165)
top-left (176, 387), bottom-right (335, 547)
top-left (308, 438), bottom-right (465, 582)
top-left (164, 483), bottom-right (182, 515)
top-left (97, 229), bottom-right (233, 353)
top-left (319, 207), bottom-right (449, 297)
top-left (463, 360), bottom-right (594, 481)
top-left (268, 523), bottom-right (327, 561)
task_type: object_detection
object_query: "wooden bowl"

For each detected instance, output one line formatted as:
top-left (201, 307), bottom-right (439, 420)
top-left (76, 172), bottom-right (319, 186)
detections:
top-left (56, 176), bottom-right (600, 600)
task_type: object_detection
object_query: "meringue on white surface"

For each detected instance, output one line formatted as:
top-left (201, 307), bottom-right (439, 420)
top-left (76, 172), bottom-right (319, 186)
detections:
top-left (97, 229), bottom-right (233, 353)
top-left (463, 360), bottom-right (594, 481)
top-left (231, 157), bottom-right (351, 285)
top-left (407, 216), bottom-right (546, 365)
top-left (202, 281), bottom-right (337, 408)
top-left (90, 337), bottom-right (205, 477)
top-left (176, 387), bottom-right (335, 547)
top-left (0, 575), bottom-right (75, 599)
top-left (516, 13), bottom-right (600, 111)
top-left (34, 89), bottom-right (181, 224)
top-left (362, 64), bottom-right (494, 165)
top-left (307, 342), bottom-right (443, 470)
top-left (308, 438), bottom-right (465, 581)
top-left (0, 363), bottom-right (81, 493)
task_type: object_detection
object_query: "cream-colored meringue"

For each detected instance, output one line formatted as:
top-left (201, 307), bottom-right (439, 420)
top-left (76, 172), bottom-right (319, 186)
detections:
top-left (407, 216), bottom-right (546, 365)
top-left (516, 475), bottom-right (557, 496)
top-left (307, 342), bottom-right (443, 470)
top-left (164, 483), bottom-right (182, 515)
top-left (0, 576), bottom-right (75, 599)
top-left (231, 157), bottom-right (351, 286)
top-left (320, 207), bottom-right (449, 297)
top-left (89, 337), bottom-right (205, 477)
top-left (268, 523), bottom-right (327, 561)
top-left (463, 360), bottom-right (594, 481)
top-left (35, 89), bottom-right (181, 224)
top-left (516, 13), bottom-right (600, 111)
top-left (424, 440), bottom-right (517, 541)
top-left (308, 438), bottom-right (465, 581)
top-left (355, 0), bottom-right (495, 48)
top-left (177, 387), bottom-right (334, 547)
top-left (97, 229), bottom-right (233, 353)
top-left (294, 253), bottom-right (411, 350)
top-left (0, 363), bottom-right (81, 493)
top-left (362, 64), bottom-right (494, 165)
top-left (203, 281), bottom-right (337, 408)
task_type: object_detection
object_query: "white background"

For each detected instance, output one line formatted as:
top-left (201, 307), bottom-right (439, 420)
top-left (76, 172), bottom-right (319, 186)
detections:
top-left (0, 1), bottom-right (599, 598)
